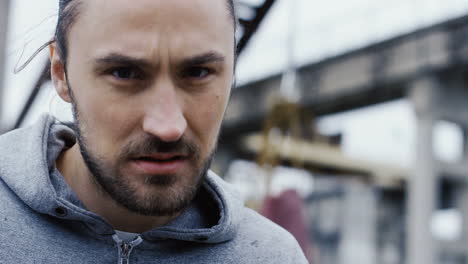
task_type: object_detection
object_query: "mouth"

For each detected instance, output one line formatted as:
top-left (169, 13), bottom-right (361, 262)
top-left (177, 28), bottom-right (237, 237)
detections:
top-left (135, 155), bottom-right (185, 162)
top-left (130, 154), bottom-right (188, 175)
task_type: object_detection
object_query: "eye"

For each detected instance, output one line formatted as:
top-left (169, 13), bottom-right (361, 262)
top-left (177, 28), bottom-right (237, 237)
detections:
top-left (184, 67), bottom-right (212, 79)
top-left (110, 67), bottom-right (141, 80)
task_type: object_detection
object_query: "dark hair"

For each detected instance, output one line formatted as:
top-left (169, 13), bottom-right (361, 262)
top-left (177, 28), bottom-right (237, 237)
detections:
top-left (56, 0), bottom-right (237, 66)
top-left (55, 0), bottom-right (83, 68)
top-left (15, 0), bottom-right (237, 73)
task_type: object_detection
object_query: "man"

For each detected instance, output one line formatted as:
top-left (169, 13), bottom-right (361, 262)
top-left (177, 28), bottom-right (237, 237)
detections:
top-left (0, 0), bottom-right (308, 263)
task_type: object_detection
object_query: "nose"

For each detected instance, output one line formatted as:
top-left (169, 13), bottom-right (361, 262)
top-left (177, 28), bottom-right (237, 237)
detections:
top-left (142, 82), bottom-right (187, 142)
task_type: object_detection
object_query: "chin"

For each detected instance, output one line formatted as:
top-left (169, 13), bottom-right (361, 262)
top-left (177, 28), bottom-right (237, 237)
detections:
top-left (114, 173), bottom-right (203, 216)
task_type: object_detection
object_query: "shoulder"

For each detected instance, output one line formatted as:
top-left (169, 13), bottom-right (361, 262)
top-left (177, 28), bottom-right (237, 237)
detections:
top-left (0, 115), bottom-right (52, 156)
top-left (208, 172), bottom-right (299, 244)
top-left (235, 206), bottom-right (309, 263)
top-left (0, 126), bottom-right (29, 152)
top-left (205, 172), bottom-right (308, 263)
top-left (239, 206), bottom-right (299, 244)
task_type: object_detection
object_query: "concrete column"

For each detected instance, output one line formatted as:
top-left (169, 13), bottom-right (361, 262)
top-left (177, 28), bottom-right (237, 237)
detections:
top-left (338, 179), bottom-right (377, 264)
top-left (0, 0), bottom-right (10, 132)
top-left (407, 77), bottom-right (439, 264)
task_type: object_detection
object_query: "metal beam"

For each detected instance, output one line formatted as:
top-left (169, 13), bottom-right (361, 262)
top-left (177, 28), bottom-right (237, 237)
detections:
top-left (236, 0), bottom-right (277, 54)
top-left (0, 0), bottom-right (10, 132)
top-left (222, 14), bottom-right (468, 141)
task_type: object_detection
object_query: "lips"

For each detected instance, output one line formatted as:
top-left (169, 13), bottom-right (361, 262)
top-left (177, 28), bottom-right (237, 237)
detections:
top-left (130, 153), bottom-right (188, 174)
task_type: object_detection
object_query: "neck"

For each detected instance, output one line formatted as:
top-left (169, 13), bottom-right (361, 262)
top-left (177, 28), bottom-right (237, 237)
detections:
top-left (56, 144), bottom-right (180, 233)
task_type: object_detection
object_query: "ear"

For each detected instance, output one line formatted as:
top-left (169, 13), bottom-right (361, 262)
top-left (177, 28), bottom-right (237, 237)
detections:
top-left (50, 42), bottom-right (72, 103)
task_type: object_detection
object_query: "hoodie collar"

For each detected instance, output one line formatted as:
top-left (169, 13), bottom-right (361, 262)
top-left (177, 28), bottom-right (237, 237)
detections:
top-left (142, 171), bottom-right (241, 243)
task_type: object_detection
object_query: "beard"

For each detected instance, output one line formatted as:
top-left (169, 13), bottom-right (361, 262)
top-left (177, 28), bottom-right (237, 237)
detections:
top-left (69, 95), bottom-right (214, 217)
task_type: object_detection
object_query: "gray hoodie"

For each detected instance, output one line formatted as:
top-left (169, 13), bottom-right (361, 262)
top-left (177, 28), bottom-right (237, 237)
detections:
top-left (0, 115), bottom-right (308, 264)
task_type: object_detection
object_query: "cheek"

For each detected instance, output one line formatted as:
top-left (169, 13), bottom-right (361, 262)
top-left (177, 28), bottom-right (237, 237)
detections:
top-left (73, 90), bottom-right (140, 155)
top-left (186, 91), bottom-right (229, 150)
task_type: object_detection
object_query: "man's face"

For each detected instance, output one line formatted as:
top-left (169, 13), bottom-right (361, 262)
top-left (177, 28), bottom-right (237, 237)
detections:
top-left (55, 0), bottom-right (235, 216)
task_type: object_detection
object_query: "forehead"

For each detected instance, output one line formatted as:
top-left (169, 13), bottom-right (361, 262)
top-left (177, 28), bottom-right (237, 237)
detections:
top-left (69, 0), bottom-right (234, 61)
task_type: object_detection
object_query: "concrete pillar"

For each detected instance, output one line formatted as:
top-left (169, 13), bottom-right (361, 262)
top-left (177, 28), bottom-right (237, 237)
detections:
top-left (0, 0), bottom-right (10, 132)
top-left (338, 179), bottom-right (377, 264)
top-left (407, 77), bottom-right (440, 264)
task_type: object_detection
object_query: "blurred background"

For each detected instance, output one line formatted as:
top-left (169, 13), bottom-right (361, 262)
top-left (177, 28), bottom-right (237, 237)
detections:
top-left (2, 0), bottom-right (468, 263)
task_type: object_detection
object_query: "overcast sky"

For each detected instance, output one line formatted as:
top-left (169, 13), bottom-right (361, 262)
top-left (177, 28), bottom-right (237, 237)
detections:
top-left (2, 0), bottom-right (468, 167)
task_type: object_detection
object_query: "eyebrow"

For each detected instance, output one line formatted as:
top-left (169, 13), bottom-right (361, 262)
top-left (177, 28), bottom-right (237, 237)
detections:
top-left (180, 52), bottom-right (226, 68)
top-left (94, 54), bottom-right (154, 69)
top-left (93, 51), bottom-right (226, 69)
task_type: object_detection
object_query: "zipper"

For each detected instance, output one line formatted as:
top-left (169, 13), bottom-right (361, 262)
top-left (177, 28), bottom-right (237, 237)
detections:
top-left (112, 234), bottom-right (143, 264)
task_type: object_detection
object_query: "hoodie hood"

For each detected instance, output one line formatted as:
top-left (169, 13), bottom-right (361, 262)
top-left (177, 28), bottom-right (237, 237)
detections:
top-left (0, 114), bottom-right (241, 244)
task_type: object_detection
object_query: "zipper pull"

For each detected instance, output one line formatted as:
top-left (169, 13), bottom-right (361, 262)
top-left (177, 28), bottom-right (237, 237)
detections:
top-left (120, 243), bottom-right (132, 264)
top-left (113, 234), bottom-right (143, 264)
